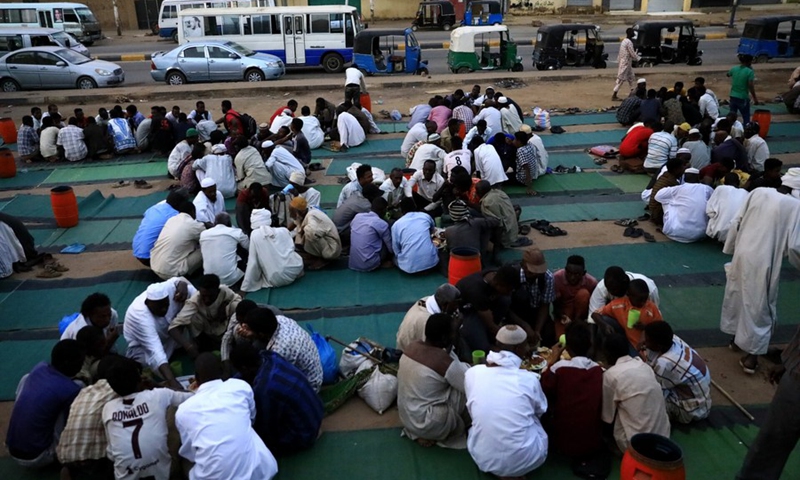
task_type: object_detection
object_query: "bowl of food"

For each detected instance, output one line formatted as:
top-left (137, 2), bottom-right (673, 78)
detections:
top-left (522, 354), bottom-right (548, 372)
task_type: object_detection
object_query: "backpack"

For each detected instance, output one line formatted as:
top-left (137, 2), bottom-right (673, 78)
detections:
top-left (232, 112), bottom-right (258, 138)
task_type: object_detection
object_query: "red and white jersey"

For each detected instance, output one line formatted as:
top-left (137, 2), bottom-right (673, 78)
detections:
top-left (103, 388), bottom-right (192, 480)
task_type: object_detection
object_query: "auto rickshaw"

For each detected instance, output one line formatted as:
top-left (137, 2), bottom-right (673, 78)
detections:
top-left (352, 28), bottom-right (429, 75)
top-left (632, 20), bottom-right (703, 67)
top-left (738, 16), bottom-right (800, 62)
top-left (447, 25), bottom-right (523, 73)
top-left (531, 24), bottom-right (607, 70)
top-left (412, 1), bottom-right (457, 31)
top-left (463, 0), bottom-right (503, 27)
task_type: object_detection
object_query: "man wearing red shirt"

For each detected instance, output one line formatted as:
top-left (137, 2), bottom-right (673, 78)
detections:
top-left (619, 121), bottom-right (655, 159)
top-left (553, 255), bottom-right (598, 327)
top-left (700, 157), bottom-right (735, 186)
top-left (269, 99), bottom-right (298, 125)
top-left (220, 100), bottom-right (244, 138)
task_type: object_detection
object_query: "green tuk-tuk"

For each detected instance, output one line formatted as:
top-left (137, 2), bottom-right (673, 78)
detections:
top-left (447, 25), bottom-right (523, 73)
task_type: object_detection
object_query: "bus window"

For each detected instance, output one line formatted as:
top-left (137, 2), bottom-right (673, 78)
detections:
top-left (345, 13), bottom-right (354, 47)
top-left (294, 16), bottom-right (303, 34)
top-left (330, 14), bottom-right (343, 33)
top-left (1, 8), bottom-right (36, 23)
top-left (251, 14), bottom-right (270, 34)
top-left (165, 5), bottom-right (177, 19)
top-left (220, 15), bottom-right (240, 34)
top-left (309, 14), bottom-right (329, 33)
top-left (283, 15), bottom-right (292, 34)
top-left (63, 9), bottom-right (79, 23)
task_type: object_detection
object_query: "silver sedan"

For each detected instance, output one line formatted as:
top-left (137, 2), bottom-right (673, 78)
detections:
top-left (0, 46), bottom-right (124, 92)
top-left (150, 40), bottom-right (285, 85)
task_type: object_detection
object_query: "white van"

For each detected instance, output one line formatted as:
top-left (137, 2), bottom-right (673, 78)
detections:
top-left (0, 3), bottom-right (101, 44)
top-left (0, 27), bottom-right (89, 56)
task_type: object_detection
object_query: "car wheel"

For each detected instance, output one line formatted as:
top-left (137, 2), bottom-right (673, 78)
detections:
top-left (245, 69), bottom-right (265, 82)
top-left (756, 54), bottom-right (768, 64)
top-left (322, 53), bottom-right (344, 73)
top-left (535, 64), bottom-right (546, 71)
top-left (1, 78), bottom-right (20, 92)
top-left (172, 31), bottom-right (179, 43)
top-left (77, 76), bottom-right (97, 89)
top-left (443, 23), bottom-right (451, 31)
top-left (166, 71), bottom-right (186, 85)
top-left (456, 66), bottom-right (470, 74)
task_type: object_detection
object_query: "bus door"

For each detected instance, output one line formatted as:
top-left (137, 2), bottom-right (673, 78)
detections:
top-left (283, 14), bottom-right (305, 65)
top-left (38, 10), bottom-right (53, 28)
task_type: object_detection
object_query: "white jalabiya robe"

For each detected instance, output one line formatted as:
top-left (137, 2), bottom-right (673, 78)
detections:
top-left (297, 209), bottom-right (342, 260)
top-left (654, 183), bottom-right (713, 243)
top-left (397, 348), bottom-right (469, 449)
top-left (241, 225), bottom-right (304, 292)
top-left (705, 186), bottom-right (749, 243)
top-left (0, 222), bottom-right (25, 278)
top-left (337, 112), bottom-right (365, 148)
top-left (721, 189), bottom-right (800, 355)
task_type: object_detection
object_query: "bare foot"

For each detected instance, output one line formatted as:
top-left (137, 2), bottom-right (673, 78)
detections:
top-left (415, 438), bottom-right (436, 448)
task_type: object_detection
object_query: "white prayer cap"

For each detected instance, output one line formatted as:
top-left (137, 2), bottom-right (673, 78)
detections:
top-left (519, 124), bottom-right (532, 134)
top-left (685, 167), bottom-right (700, 174)
top-left (637, 78), bottom-right (647, 84)
top-left (211, 144), bottom-right (227, 154)
top-left (781, 168), bottom-right (800, 191)
top-left (496, 325), bottom-right (527, 346)
top-left (498, 96), bottom-right (508, 104)
top-left (289, 170), bottom-right (306, 185)
top-left (427, 133), bottom-right (441, 142)
top-left (677, 148), bottom-right (692, 155)
top-left (261, 140), bottom-right (275, 149)
top-left (200, 177), bottom-right (216, 188)
top-left (250, 208), bottom-right (272, 229)
top-left (689, 128), bottom-right (700, 135)
top-left (145, 282), bottom-right (171, 301)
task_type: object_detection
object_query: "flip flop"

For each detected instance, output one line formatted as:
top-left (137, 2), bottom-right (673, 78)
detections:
top-left (610, 165), bottom-right (624, 174)
top-left (112, 180), bottom-right (130, 188)
top-left (510, 237), bottom-right (533, 247)
top-left (614, 219), bottom-right (638, 227)
top-left (739, 359), bottom-right (757, 375)
top-left (623, 226), bottom-right (635, 237)
top-left (134, 180), bottom-right (153, 189)
top-left (530, 220), bottom-right (550, 231)
top-left (519, 225), bottom-right (531, 235)
top-left (643, 232), bottom-right (656, 243)
top-left (593, 158), bottom-right (608, 165)
top-left (543, 225), bottom-right (568, 237)
top-left (629, 228), bottom-right (644, 239)
top-left (308, 163), bottom-right (325, 171)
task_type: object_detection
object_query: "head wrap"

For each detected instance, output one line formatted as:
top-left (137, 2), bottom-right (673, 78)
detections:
top-left (250, 208), bottom-right (272, 229)
top-left (145, 282), bottom-right (171, 301)
top-left (290, 196), bottom-right (308, 210)
top-left (200, 177), bottom-right (216, 188)
top-left (211, 144), bottom-right (227, 154)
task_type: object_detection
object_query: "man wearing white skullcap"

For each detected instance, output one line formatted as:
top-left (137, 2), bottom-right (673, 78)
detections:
top-left (465, 324), bottom-right (548, 478)
top-left (683, 128), bottom-right (711, 170)
top-left (192, 143), bottom-right (236, 198)
top-left (241, 208), bottom-right (304, 292)
top-left (200, 212), bottom-right (250, 286)
top-left (150, 201), bottom-right (206, 280)
top-left (654, 166), bottom-right (713, 243)
top-left (123, 277), bottom-right (197, 390)
top-left (408, 133), bottom-right (446, 172)
top-left (262, 139), bottom-right (305, 189)
top-left (193, 177), bottom-right (226, 227)
top-left (499, 97), bottom-right (522, 134)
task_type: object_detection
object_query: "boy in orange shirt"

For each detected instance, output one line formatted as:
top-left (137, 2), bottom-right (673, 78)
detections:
top-left (592, 279), bottom-right (662, 355)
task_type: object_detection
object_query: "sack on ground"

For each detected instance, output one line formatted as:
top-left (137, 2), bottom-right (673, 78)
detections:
top-left (589, 145), bottom-right (618, 158)
top-left (532, 107), bottom-right (551, 130)
top-left (307, 324), bottom-right (339, 385)
top-left (339, 339), bottom-right (373, 377)
top-left (357, 362), bottom-right (398, 415)
top-left (346, 162), bottom-right (386, 184)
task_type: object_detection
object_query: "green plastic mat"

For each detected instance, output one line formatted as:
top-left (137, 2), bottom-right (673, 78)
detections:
top-left (602, 173), bottom-right (651, 194)
top-left (0, 339), bottom-right (58, 400)
top-left (766, 122), bottom-right (800, 137)
top-left (29, 218), bottom-right (142, 247)
top-left (41, 162), bottom-right (167, 185)
top-left (541, 129), bottom-right (624, 149)
top-left (519, 200), bottom-right (646, 223)
top-left (547, 112), bottom-right (619, 126)
top-left (504, 172), bottom-right (620, 195)
top-left (326, 158), bottom-right (404, 176)
top-left (547, 152), bottom-right (604, 170)
top-left (0, 170), bottom-right (51, 191)
top-left (321, 138), bottom-right (403, 155)
top-left (374, 122), bottom-right (410, 133)
top-left (766, 139), bottom-right (800, 155)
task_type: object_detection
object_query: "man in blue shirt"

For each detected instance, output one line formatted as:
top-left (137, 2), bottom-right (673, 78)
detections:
top-left (6, 340), bottom-right (85, 468)
top-left (349, 197), bottom-right (393, 272)
top-left (391, 198), bottom-right (439, 274)
top-left (132, 190), bottom-right (188, 266)
top-left (230, 342), bottom-right (323, 455)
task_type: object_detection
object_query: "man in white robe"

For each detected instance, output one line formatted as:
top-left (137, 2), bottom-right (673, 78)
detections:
top-left (337, 111), bottom-right (366, 150)
top-left (408, 134), bottom-right (447, 173)
top-left (401, 121), bottom-right (435, 159)
top-left (654, 169), bottom-right (714, 243)
top-left (262, 141), bottom-right (304, 189)
top-left (200, 212), bottom-right (250, 287)
top-left (706, 183), bottom-right (749, 243)
top-left (721, 188), bottom-right (800, 374)
top-left (472, 141), bottom-right (507, 187)
top-left (192, 178), bottom-right (226, 226)
top-left (398, 313), bottom-right (470, 449)
top-left (520, 124), bottom-right (549, 176)
top-left (269, 109), bottom-right (293, 134)
top-left (241, 209), bottom-right (304, 292)
top-left (167, 130), bottom-right (199, 178)
top-left (290, 197), bottom-right (342, 270)
top-left (298, 112), bottom-right (324, 149)
top-left (396, 284), bottom-right (462, 351)
top-left (499, 98), bottom-right (522, 134)
top-left (193, 144), bottom-right (236, 198)
top-left (0, 222), bottom-right (26, 278)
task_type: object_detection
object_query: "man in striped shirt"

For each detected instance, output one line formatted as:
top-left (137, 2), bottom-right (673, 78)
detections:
top-left (643, 121), bottom-right (678, 173)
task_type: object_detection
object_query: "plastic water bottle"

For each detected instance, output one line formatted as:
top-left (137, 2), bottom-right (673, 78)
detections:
top-left (377, 96), bottom-right (384, 105)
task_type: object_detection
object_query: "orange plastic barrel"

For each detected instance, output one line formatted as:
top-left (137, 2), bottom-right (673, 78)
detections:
top-left (621, 434), bottom-right (686, 480)
top-left (0, 149), bottom-right (15, 178)
top-left (458, 122), bottom-right (466, 139)
top-left (751, 109), bottom-right (771, 138)
top-left (0, 118), bottom-right (16, 144)
top-left (360, 92), bottom-right (372, 113)
top-left (448, 247), bottom-right (481, 286)
top-left (50, 186), bottom-right (79, 228)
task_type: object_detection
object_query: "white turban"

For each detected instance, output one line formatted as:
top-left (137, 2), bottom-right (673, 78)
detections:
top-left (250, 208), bottom-right (272, 230)
top-left (211, 144), bottom-right (227, 154)
top-left (145, 282), bottom-right (171, 301)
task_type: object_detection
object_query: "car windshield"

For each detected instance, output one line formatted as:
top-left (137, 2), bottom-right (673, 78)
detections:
top-left (76, 8), bottom-right (98, 23)
top-left (51, 31), bottom-right (73, 45)
top-left (56, 48), bottom-right (91, 64)
top-left (224, 41), bottom-right (255, 57)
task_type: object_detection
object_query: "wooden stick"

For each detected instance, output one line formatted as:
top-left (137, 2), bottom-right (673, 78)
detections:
top-left (711, 379), bottom-right (755, 421)
top-left (326, 335), bottom-right (398, 374)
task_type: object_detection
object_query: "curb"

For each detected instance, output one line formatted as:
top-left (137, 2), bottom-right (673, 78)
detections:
top-left (95, 31), bottom-right (741, 62)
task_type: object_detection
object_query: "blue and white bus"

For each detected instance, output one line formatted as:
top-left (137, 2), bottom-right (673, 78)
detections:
top-left (158, 0), bottom-right (274, 42)
top-left (177, 5), bottom-right (363, 73)
top-left (0, 2), bottom-right (101, 44)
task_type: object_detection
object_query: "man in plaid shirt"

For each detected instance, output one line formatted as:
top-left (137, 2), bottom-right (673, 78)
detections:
top-left (512, 132), bottom-right (539, 196)
top-left (616, 89), bottom-right (645, 126)
top-left (57, 355), bottom-right (121, 478)
top-left (17, 115), bottom-right (40, 162)
top-left (511, 247), bottom-right (556, 344)
top-left (57, 118), bottom-right (88, 162)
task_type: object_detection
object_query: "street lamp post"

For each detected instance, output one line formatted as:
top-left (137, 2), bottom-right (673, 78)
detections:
top-left (112, 0), bottom-right (122, 36)
top-left (728, 0), bottom-right (739, 29)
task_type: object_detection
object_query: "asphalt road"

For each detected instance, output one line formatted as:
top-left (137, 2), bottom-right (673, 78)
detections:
top-left (121, 38), bottom-right (744, 87)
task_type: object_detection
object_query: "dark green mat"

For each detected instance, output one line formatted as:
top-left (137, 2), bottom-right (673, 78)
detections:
top-left (321, 138), bottom-right (403, 155)
top-left (374, 121), bottom-right (410, 133)
top-left (547, 152), bottom-right (603, 170)
top-left (525, 112), bottom-right (619, 127)
top-left (42, 162), bottom-right (167, 185)
top-left (766, 139), bottom-right (800, 155)
top-left (326, 158), bottom-right (404, 176)
top-left (541, 129), bottom-right (624, 149)
top-left (29, 218), bottom-right (142, 247)
top-left (246, 267), bottom-right (443, 310)
top-left (0, 170), bottom-right (51, 191)
top-left (519, 201), bottom-right (645, 223)
top-left (602, 173), bottom-right (651, 194)
top-left (504, 172), bottom-right (619, 195)
top-left (766, 122), bottom-right (800, 137)
top-left (0, 339), bottom-right (58, 400)
top-left (720, 103), bottom-right (788, 115)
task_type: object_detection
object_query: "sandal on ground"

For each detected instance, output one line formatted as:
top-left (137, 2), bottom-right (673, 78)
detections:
top-left (553, 165), bottom-right (568, 175)
top-left (510, 237), bottom-right (533, 247)
top-left (542, 225), bottom-right (568, 237)
top-left (593, 157), bottom-right (608, 165)
top-left (112, 180), bottom-right (130, 188)
top-left (623, 226), bottom-right (635, 237)
top-left (530, 220), bottom-right (550, 231)
top-left (629, 228), bottom-right (644, 239)
top-left (36, 264), bottom-right (63, 279)
top-left (643, 232), bottom-right (656, 243)
top-left (45, 260), bottom-right (69, 272)
top-left (610, 165), bottom-right (624, 174)
top-left (739, 358), bottom-right (757, 375)
top-left (519, 225), bottom-right (531, 235)
top-left (308, 163), bottom-right (325, 171)
top-left (614, 219), bottom-right (638, 227)
top-left (134, 180), bottom-right (153, 189)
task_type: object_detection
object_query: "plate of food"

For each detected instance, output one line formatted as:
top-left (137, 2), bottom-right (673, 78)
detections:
top-left (521, 354), bottom-right (548, 372)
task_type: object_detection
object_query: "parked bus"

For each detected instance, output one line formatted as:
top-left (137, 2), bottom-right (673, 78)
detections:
top-left (158, 0), bottom-right (274, 42)
top-left (177, 5), bottom-right (363, 73)
top-left (0, 3), bottom-right (101, 44)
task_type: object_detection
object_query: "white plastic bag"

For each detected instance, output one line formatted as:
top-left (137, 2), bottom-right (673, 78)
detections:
top-left (346, 162), bottom-right (386, 184)
top-left (532, 107), bottom-right (551, 130)
top-left (339, 340), bottom-right (372, 377)
top-left (357, 363), bottom-right (398, 415)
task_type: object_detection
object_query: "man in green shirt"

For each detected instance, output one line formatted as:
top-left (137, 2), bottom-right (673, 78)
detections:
top-left (727, 54), bottom-right (759, 125)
